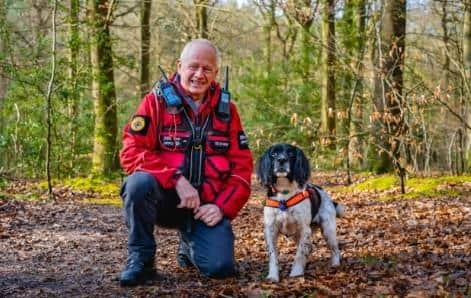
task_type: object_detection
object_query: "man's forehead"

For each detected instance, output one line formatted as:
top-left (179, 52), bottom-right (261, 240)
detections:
top-left (181, 43), bottom-right (217, 63)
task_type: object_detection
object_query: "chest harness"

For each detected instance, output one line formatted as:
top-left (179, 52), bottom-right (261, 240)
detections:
top-left (157, 67), bottom-right (231, 188)
top-left (265, 184), bottom-right (322, 217)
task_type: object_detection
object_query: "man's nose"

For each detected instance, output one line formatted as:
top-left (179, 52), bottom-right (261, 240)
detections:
top-left (194, 67), bottom-right (204, 76)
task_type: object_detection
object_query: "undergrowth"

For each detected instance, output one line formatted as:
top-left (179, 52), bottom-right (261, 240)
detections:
top-left (342, 175), bottom-right (471, 201)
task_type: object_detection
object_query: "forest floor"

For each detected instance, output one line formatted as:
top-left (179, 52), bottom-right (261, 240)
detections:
top-left (0, 173), bottom-right (470, 297)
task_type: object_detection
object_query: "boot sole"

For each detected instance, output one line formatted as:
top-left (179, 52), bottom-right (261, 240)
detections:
top-left (119, 270), bottom-right (157, 287)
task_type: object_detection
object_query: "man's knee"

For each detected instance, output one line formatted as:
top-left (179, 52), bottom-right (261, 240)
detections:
top-left (121, 172), bottom-right (157, 204)
top-left (192, 219), bottom-right (236, 278)
top-left (200, 256), bottom-right (236, 278)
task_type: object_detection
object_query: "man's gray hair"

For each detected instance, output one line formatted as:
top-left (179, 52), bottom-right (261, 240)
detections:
top-left (179, 39), bottom-right (220, 66)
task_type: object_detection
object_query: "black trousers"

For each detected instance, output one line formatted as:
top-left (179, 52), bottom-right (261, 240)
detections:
top-left (120, 171), bottom-right (236, 278)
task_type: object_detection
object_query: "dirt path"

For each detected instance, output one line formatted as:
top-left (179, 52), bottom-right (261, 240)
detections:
top-left (1, 181), bottom-right (470, 297)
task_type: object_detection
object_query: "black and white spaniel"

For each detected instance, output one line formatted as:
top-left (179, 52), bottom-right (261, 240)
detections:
top-left (256, 143), bottom-right (345, 282)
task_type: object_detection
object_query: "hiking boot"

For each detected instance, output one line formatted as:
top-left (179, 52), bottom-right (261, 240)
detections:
top-left (119, 256), bottom-right (156, 287)
top-left (176, 239), bottom-right (193, 269)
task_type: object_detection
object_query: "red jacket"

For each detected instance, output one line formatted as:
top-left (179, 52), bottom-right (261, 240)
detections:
top-left (120, 79), bottom-right (253, 219)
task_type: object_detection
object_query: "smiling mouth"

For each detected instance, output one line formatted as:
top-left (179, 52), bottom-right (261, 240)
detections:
top-left (190, 80), bottom-right (205, 87)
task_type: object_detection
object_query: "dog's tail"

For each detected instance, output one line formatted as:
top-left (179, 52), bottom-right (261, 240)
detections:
top-left (333, 202), bottom-right (345, 218)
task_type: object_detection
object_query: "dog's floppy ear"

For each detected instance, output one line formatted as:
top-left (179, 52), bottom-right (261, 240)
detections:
top-left (257, 147), bottom-right (274, 187)
top-left (293, 147), bottom-right (310, 186)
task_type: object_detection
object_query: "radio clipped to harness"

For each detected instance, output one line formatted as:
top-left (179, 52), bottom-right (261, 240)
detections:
top-left (217, 66), bottom-right (231, 121)
top-left (157, 65), bottom-right (182, 109)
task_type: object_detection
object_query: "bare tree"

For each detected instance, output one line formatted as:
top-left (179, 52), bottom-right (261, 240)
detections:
top-left (320, 0), bottom-right (336, 147)
top-left (371, 0), bottom-right (407, 190)
top-left (46, 0), bottom-right (58, 200)
top-left (194, 0), bottom-right (210, 38)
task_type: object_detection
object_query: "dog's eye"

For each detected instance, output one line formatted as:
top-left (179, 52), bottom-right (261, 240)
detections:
top-left (271, 152), bottom-right (278, 158)
top-left (287, 151), bottom-right (295, 157)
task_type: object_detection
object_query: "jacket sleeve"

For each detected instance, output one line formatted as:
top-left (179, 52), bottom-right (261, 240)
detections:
top-left (213, 103), bottom-right (253, 219)
top-left (120, 92), bottom-right (180, 189)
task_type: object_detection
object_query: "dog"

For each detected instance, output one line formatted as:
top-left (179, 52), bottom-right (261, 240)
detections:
top-left (256, 143), bottom-right (345, 282)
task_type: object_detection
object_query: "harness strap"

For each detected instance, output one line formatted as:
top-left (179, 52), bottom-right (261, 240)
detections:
top-left (182, 109), bottom-right (210, 187)
top-left (306, 184), bottom-right (321, 218)
top-left (265, 190), bottom-right (310, 211)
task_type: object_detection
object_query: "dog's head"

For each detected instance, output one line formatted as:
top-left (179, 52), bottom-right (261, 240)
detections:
top-left (256, 143), bottom-right (310, 188)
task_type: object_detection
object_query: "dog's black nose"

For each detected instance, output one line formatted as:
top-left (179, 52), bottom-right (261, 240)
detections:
top-left (276, 156), bottom-right (288, 163)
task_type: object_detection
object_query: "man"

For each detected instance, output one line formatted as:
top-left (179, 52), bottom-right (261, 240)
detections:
top-left (119, 39), bottom-right (253, 286)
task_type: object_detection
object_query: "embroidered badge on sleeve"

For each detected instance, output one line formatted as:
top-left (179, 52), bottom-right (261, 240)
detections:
top-left (238, 131), bottom-right (249, 149)
top-left (129, 115), bottom-right (150, 135)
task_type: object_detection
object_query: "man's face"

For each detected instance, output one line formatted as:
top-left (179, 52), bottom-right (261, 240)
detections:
top-left (177, 45), bottom-right (218, 101)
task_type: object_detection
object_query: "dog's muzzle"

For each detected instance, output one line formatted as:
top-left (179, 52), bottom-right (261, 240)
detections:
top-left (274, 158), bottom-right (290, 177)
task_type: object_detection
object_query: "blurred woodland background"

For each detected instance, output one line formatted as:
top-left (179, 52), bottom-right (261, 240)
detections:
top-left (0, 0), bottom-right (470, 183)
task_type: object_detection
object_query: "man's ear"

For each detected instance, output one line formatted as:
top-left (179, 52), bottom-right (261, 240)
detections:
top-left (176, 59), bottom-right (182, 74)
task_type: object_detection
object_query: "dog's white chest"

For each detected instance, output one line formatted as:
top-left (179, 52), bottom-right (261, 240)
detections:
top-left (277, 211), bottom-right (299, 236)
top-left (264, 199), bottom-right (311, 238)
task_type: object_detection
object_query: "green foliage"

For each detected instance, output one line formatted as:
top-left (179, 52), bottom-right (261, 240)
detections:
top-left (354, 175), bottom-right (398, 191)
top-left (83, 196), bottom-right (122, 207)
top-left (234, 36), bottom-right (323, 162)
top-left (38, 176), bottom-right (122, 206)
top-left (343, 174), bottom-right (471, 201)
top-left (1, 0), bottom-right (469, 178)
top-left (0, 191), bottom-right (42, 202)
top-left (55, 176), bottom-right (120, 196)
top-left (359, 255), bottom-right (381, 265)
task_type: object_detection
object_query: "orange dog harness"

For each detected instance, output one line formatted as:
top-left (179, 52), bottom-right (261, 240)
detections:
top-left (265, 190), bottom-right (310, 211)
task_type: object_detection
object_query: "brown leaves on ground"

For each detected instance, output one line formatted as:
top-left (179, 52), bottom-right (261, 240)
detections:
top-left (1, 175), bottom-right (470, 297)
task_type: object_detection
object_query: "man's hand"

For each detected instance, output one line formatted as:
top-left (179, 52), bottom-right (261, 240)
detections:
top-left (175, 176), bottom-right (200, 209)
top-left (194, 204), bottom-right (223, 227)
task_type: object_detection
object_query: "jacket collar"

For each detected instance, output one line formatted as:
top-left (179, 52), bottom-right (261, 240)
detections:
top-left (169, 74), bottom-right (221, 118)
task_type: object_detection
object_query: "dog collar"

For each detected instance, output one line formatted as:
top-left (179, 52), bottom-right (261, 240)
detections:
top-left (270, 186), bottom-right (290, 195)
top-left (265, 190), bottom-right (310, 211)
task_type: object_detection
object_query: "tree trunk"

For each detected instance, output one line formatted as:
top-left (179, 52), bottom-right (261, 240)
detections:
top-left (89, 0), bottom-right (119, 175)
top-left (0, 1), bottom-right (8, 139)
top-left (371, 2), bottom-right (388, 172)
top-left (140, 0), bottom-right (152, 98)
top-left (321, 0), bottom-right (336, 147)
top-left (194, 0), bottom-right (208, 38)
top-left (263, 0), bottom-right (276, 77)
top-left (441, 0), bottom-right (450, 89)
top-left (68, 0), bottom-right (80, 170)
top-left (347, 0), bottom-right (367, 169)
top-left (46, 0), bottom-right (58, 200)
top-left (0, 0), bottom-right (8, 138)
top-left (464, 1), bottom-right (471, 166)
top-left (371, 0), bottom-right (406, 174)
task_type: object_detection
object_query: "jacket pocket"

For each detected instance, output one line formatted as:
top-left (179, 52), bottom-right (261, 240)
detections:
top-left (159, 131), bottom-right (190, 152)
top-left (206, 135), bottom-right (230, 154)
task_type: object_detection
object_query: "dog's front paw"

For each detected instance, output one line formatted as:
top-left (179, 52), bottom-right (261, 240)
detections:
top-left (331, 259), bottom-right (340, 267)
top-left (266, 273), bottom-right (280, 282)
top-left (289, 265), bottom-right (305, 277)
top-left (331, 254), bottom-right (341, 267)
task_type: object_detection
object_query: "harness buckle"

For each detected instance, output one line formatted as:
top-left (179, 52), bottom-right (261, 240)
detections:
top-left (192, 126), bottom-right (205, 149)
top-left (279, 200), bottom-right (288, 211)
